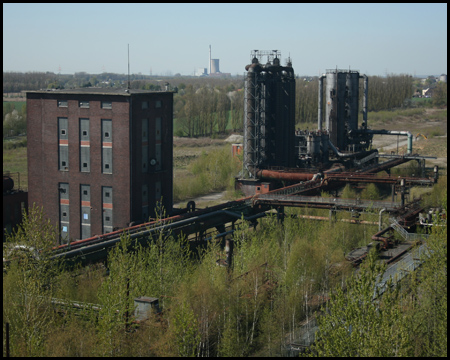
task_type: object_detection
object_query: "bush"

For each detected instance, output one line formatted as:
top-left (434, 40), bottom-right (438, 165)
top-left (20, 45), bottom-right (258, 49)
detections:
top-left (174, 129), bottom-right (185, 137)
top-left (361, 183), bottom-right (381, 200)
top-left (341, 184), bottom-right (357, 199)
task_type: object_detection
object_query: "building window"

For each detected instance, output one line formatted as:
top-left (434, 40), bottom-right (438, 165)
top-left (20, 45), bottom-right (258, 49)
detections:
top-left (82, 130), bottom-right (88, 136)
top-left (155, 100), bottom-right (162, 108)
top-left (62, 212), bottom-right (67, 217)
top-left (105, 216), bottom-right (110, 221)
top-left (83, 190), bottom-right (88, 195)
top-left (62, 161), bottom-right (66, 167)
top-left (83, 163), bottom-right (88, 168)
top-left (142, 101), bottom-right (149, 109)
top-left (105, 192), bottom-right (110, 197)
top-left (101, 119), bottom-right (112, 174)
top-left (58, 100), bottom-right (68, 107)
top-left (79, 101), bottom-right (90, 108)
top-left (101, 101), bottom-right (112, 109)
top-left (61, 129), bottom-right (66, 135)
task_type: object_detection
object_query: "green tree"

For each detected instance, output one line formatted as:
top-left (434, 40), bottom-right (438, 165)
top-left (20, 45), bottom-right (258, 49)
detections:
top-left (3, 102), bottom-right (14, 120)
top-left (3, 108), bottom-right (26, 137)
top-left (432, 82), bottom-right (447, 107)
top-left (361, 183), bottom-right (381, 200)
top-left (95, 233), bottom-right (138, 356)
top-left (408, 209), bottom-right (447, 356)
top-left (3, 204), bottom-right (61, 356)
top-left (308, 248), bottom-right (412, 356)
top-left (89, 76), bottom-right (99, 86)
top-left (172, 301), bottom-right (201, 357)
top-left (341, 183), bottom-right (357, 199)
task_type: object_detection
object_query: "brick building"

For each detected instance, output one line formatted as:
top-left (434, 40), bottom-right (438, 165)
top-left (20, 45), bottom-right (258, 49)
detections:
top-left (26, 88), bottom-right (174, 243)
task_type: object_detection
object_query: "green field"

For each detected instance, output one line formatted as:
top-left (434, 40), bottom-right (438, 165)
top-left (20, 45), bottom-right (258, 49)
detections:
top-left (3, 144), bottom-right (28, 189)
top-left (3, 101), bottom-right (26, 111)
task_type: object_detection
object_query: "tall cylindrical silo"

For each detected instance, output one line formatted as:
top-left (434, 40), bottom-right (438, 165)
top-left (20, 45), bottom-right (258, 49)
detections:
top-left (243, 52), bottom-right (296, 175)
top-left (325, 70), bottom-right (360, 150)
top-left (325, 71), bottom-right (338, 147)
top-left (345, 72), bottom-right (359, 132)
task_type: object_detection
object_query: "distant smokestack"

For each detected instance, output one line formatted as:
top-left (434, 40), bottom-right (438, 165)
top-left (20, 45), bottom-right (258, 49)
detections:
top-left (209, 45), bottom-right (211, 75)
top-left (127, 44), bottom-right (130, 89)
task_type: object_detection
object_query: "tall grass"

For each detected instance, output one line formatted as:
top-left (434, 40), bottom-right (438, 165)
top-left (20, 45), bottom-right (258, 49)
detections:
top-left (364, 108), bottom-right (426, 125)
top-left (3, 136), bottom-right (27, 149)
top-left (427, 109), bottom-right (447, 121)
top-left (173, 146), bottom-right (241, 202)
top-left (3, 144), bottom-right (28, 189)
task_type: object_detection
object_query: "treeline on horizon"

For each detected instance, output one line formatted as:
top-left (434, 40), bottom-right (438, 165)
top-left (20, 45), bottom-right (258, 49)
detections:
top-left (3, 71), bottom-right (447, 139)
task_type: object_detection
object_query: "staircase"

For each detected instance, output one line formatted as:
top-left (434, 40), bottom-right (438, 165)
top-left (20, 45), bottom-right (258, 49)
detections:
top-left (354, 151), bottom-right (378, 167)
top-left (389, 217), bottom-right (429, 241)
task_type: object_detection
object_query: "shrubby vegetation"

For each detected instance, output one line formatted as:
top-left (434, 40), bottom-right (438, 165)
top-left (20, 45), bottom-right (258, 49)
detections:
top-left (3, 177), bottom-right (446, 356)
top-left (307, 205), bottom-right (447, 357)
top-left (3, 102), bottom-right (26, 138)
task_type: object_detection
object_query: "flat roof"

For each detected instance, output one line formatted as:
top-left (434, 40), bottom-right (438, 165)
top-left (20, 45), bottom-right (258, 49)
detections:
top-left (26, 87), bottom-right (174, 96)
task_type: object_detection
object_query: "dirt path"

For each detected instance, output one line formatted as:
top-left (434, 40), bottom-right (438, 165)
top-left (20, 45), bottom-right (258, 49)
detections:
top-left (372, 135), bottom-right (447, 167)
top-left (173, 190), bottom-right (228, 209)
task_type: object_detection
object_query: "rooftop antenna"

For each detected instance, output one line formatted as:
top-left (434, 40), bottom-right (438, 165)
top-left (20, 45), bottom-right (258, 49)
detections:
top-left (127, 44), bottom-right (130, 89)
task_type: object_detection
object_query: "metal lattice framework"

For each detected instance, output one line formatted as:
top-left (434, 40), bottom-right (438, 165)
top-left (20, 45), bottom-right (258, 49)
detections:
top-left (243, 71), bottom-right (265, 178)
top-left (250, 50), bottom-right (280, 64)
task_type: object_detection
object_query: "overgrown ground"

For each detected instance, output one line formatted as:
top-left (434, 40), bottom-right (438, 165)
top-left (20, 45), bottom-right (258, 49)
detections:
top-left (3, 105), bottom-right (447, 357)
top-left (3, 177), bottom-right (446, 357)
top-left (3, 140), bottom-right (27, 189)
top-left (3, 107), bottom-right (447, 195)
top-left (172, 136), bottom-right (241, 203)
top-left (367, 108), bottom-right (447, 164)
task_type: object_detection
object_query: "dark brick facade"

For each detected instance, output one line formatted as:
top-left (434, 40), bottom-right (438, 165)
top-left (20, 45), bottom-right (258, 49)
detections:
top-left (27, 89), bottom-right (173, 243)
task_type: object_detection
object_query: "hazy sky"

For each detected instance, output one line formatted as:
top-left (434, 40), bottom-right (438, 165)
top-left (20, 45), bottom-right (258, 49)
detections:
top-left (3, 3), bottom-right (447, 76)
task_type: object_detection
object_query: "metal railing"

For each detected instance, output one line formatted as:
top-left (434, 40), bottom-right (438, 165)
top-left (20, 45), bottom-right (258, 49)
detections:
top-left (266, 179), bottom-right (321, 197)
top-left (374, 241), bottom-right (429, 300)
top-left (389, 217), bottom-right (429, 242)
top-left (256, 194), bottom-right (402, 211)
top-left (354, 151), bottom-right (378, 166)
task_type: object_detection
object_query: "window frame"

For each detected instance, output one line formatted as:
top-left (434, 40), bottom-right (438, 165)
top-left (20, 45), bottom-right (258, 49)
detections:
top-left (79, 100), bottom-right (90, 108)
top-left (101, 101), bottom-right (112, 109)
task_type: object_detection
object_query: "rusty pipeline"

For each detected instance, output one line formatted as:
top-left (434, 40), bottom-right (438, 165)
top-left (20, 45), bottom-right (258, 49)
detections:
top-left (371, 226), bottom-right (393, 249)
top-left (256, 169), bottom-right (316, 181)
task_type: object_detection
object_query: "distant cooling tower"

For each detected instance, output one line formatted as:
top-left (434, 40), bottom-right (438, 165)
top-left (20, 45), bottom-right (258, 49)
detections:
top-left (210, 59), bottom-right (220, 74)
